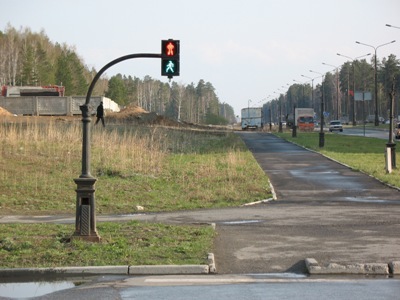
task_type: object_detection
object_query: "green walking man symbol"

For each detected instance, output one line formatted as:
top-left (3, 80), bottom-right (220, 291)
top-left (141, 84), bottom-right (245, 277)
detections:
top-left (166, 60), bottom-right (175, 73)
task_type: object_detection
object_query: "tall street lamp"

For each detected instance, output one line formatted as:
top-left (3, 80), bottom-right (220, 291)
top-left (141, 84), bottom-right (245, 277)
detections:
top-left (356, 40), bottom-right (396, 126)
top-left (293, 79), bottom-right (306, 107)
top-left (386, 24), bottom-right (400, 30)
top-left (301, 74), bottom-right (318, 110)
top-left (337, 53), bottom-right (371, 126)
top-left (247, 99), bottom-right (251, 129)
top-left (322, 62), bottom-right (340, 120)
top-left (274, 91), bottom-right (283, 133)
top-left (310, 70), bottom-right (325, 147)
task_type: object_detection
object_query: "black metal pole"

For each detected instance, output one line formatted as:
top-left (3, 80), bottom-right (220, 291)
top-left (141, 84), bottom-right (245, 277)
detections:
top-left (74, 53), bottom-right (162, 242)
top-left (279, 98), bottom-right (283, 133)
top-left (352, 63), bottom-right (356, 126)
top-left (292, 104), bottom-right (297, 137)
top-left (374, 51), bottom-right (379, 126)
top-left (319, 81), bottom-right (325, 148)
top-left (80, 53), bottom-right (161, 178)
top-left (387, 76), bottom-right (396, 168)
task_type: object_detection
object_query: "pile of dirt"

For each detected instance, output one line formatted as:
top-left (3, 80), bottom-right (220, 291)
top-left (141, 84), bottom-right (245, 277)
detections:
top-left (117, 104), bottom-right (148, 116)
top-left (107, 104), bottom-right (183, 127)
top-left (0, 106), bottom-right (13, 116)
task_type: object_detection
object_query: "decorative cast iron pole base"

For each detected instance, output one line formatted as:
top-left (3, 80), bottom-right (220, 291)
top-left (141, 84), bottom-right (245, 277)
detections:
top-left (72, 177), bottom-right (101, 242)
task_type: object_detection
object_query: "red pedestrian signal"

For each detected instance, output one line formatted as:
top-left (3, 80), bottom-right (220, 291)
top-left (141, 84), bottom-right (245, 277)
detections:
top-left (166, 42), bottom-right (175, 56)
top-left (161, 39), bottom-right (180, 78)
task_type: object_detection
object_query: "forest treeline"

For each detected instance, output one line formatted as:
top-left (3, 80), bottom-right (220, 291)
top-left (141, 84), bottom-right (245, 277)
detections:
top-left (268, 54), bottom-right (400, 124)
top-left (0, 24), bottom-right (236, 124)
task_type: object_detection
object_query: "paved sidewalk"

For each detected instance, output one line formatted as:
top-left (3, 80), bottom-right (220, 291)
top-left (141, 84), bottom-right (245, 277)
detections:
top-left (212, 132), bottom-right (400, 273)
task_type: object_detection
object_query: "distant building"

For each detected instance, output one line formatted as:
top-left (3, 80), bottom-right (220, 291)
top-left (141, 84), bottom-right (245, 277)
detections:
top-left (0, 95), bottom-right (120, 116)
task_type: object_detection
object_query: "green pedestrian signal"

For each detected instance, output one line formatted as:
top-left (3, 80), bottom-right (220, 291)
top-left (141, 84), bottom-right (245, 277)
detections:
top-left (161, 39), bottom-right (180, 78)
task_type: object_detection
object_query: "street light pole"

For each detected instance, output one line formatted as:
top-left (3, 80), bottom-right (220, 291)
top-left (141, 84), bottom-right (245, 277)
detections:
top-left (387, 76), bottom-right (396, 170)
top-left (301, 74), bottom-right (316, 110)
top-left (355, 40), bottom-right (396, 126)
top-left (322, 62), bottom-right (340, 120)
top-left (274, 91), bottom-right (283, 133)
top-left (386, 24), bottom-right (400, 30)
top-left (247, 99), bottom-right (251, 130)
top-left (310, 70), bottom-right (325, 147)
top-left (337, 53), bottom-right (371, 126)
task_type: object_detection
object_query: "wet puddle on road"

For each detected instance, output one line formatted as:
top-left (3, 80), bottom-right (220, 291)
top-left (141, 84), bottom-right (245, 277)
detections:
top-left (344, 197), bottom-right (393, 204)
top-left (0, 281), bottom-right (76, 298)
top-left (219, 220), bottom-right (263, 225)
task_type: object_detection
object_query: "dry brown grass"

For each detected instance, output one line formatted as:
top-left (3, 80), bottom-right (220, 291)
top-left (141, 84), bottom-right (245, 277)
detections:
top-left (0, 116), bottom-right (271, 214)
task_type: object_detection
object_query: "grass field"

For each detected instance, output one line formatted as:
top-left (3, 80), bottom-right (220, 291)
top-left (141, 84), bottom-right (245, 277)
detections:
top-left (0, 117), bottom-right (271, 267)
top-left (0, 221), bottom-right (215, 268)
top-left (0, 118), bottom-right (271, 215)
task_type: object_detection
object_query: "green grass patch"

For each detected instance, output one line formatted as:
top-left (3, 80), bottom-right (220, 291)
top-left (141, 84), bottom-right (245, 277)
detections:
top-left (0, 119), bottom-right (271, 215)
top-left (0, 221), bottom-right (215, 268)
top-left (275, 132), bottom-right (400, 187)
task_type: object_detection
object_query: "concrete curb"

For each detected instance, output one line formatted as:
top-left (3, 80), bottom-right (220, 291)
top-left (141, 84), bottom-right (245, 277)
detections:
top-left (305, 258), bottom-right (400, 275)
top-left (208, 253), bottom-right (217, 273)
top-left (241, 179), bottom-right (278, 206)
top-left (0, 266), bottom-right (129, 278)
top-left (129, 265), bottom-right (209, 275)
top-left (0, 253), bottom-right (217, 277)
top-left (389, 261), bottom-right (400, 275)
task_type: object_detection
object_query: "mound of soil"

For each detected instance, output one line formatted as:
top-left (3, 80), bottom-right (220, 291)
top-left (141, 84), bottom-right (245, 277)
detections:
top-left (0, 106), bottom-right (13, 116)
top-left (107, 104), bottom-right (183, 127)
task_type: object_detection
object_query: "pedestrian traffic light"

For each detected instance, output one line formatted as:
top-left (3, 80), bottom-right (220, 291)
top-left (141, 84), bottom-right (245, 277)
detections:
top-left (161, 39), bottom-right (180, 78)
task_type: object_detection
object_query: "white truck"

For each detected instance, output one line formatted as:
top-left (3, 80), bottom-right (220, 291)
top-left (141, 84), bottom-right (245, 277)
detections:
top-left (241, 107), bottom-right (263, 130)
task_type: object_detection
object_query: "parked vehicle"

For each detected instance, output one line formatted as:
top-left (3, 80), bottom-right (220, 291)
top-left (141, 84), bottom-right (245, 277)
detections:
top-left (365, 115), bottom-right (385, 124)
top-left (241, 107), bottom-right (263, 130)
top-left (340, 116), bottom-right (350, 125)
top-left (329, 120), bottom-right (343, 132)
top-left (295, 108), bottom-right (315, 132)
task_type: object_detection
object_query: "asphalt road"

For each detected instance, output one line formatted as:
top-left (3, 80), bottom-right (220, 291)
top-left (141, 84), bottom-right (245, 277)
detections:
top-left (210, 132), bottom-right (400, 273)
top-left (3, 274), bottom-right (400, 300)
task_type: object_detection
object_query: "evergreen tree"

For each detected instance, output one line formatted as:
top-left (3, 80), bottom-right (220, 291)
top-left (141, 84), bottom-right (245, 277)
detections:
top-left (106, 74), bottom-right (127, 105)
top-left (55, 47), bottom-right (73, 95)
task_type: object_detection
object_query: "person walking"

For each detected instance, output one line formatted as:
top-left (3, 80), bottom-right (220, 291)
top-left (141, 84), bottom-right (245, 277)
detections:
top-left (95, 102), bottom-right (105, 127)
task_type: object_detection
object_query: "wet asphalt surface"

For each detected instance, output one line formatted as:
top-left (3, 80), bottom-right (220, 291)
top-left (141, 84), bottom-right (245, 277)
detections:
top-left (210, 132), bottom-right (400, 274)
top-left (242, 131), bottom-right (400, 202)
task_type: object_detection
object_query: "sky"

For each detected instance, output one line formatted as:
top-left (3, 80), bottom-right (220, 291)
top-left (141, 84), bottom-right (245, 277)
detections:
top-left (1, 0), bottom-right (399, 116)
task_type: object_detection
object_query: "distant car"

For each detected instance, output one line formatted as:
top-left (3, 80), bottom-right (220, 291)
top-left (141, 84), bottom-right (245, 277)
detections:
top-left (329, 120), bottom-right (343, 132)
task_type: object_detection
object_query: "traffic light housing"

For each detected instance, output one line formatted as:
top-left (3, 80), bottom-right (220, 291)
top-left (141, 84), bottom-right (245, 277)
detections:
top-left (161, 39), bottom-right (180, 78)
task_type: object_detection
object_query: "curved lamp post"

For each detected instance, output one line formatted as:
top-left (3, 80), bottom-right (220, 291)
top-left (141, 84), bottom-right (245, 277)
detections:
top-left (73, 53), bottom-right (161, 242)
top-left (386, 24), bottom-right (400, 30)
